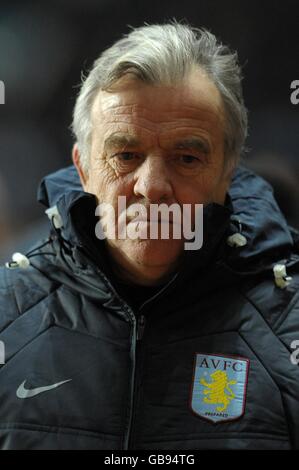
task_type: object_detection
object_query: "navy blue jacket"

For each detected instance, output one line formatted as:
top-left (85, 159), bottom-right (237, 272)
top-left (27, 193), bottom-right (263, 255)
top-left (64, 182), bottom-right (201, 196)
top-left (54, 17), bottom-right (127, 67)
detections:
top-left (0, 165), bottom-right (299, 449)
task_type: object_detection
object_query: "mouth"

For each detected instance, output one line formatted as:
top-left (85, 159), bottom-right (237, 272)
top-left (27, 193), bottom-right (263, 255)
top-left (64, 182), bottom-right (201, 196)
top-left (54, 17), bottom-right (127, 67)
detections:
top-left (127, 218), bottom-right (176, 227)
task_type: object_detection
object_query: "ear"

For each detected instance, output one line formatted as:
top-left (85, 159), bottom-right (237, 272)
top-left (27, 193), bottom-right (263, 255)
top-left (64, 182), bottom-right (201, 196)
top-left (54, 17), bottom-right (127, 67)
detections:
top-left (72, 143), bottom-right (88, 189)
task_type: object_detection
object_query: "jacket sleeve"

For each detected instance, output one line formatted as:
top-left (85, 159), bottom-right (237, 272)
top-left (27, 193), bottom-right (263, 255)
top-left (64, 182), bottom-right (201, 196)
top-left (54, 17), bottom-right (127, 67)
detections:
top-left (0, 263), bottom-right (57, 332)
top-left (240, 269), bottom-right (299, 449)
top-left (0, 267), bottom-right (20, 332)
top-left (275, 287), bottom-right (299, 449)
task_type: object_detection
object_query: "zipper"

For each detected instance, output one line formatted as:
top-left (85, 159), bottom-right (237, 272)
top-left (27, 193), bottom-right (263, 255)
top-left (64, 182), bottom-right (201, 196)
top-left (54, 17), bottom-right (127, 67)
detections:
top-left (137, 314), bottom-right (146, 340)
top-left (73, 242), bottom-right (147, 450)
top-left (125, 314), bottom-right (147, 449)
top-left (125, 276), bottom-right (179, 449)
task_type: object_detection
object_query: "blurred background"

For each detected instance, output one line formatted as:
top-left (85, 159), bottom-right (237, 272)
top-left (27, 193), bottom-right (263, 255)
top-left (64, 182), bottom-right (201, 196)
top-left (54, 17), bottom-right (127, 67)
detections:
top-left (0, 0), bottom-right (298, 263)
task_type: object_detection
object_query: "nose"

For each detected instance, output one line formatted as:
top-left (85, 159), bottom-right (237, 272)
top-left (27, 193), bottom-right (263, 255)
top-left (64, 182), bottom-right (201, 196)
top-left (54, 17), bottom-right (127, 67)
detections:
top-left (133, 155), bottom-right (173, 202)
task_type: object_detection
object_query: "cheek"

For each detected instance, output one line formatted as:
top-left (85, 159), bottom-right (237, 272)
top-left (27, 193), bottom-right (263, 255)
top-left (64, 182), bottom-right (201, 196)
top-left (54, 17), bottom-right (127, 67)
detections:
top-left (197, 161), bottom-right (228, 201)
top-left (85, 158), bottom-right (116, 195)
top-left (176, 176), bottom-right (215, 205)
top-left (176, 167), bottom-right (227, 207)
top-left (87, 170), bottom-right (135, 210)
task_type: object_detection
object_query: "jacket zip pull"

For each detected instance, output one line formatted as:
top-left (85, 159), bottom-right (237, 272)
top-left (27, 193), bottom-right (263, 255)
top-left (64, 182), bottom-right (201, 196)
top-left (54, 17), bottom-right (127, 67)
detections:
top-left (137, 314), bottom-right (146, 341)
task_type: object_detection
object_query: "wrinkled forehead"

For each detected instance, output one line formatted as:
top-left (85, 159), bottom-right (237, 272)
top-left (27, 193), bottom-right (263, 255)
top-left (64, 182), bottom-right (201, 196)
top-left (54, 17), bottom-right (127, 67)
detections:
top-left (90, 69), bottom-right (225, 131)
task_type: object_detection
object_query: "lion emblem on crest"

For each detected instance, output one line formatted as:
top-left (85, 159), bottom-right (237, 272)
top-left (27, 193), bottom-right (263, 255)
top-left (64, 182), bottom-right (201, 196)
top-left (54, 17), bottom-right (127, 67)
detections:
top-left (200, 370), bottom-right (237, 412)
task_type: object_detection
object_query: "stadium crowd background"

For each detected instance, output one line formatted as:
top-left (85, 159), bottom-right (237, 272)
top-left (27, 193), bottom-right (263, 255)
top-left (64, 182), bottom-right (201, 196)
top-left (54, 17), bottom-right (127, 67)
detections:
top-left (0, 0), bottom-right (298, 263)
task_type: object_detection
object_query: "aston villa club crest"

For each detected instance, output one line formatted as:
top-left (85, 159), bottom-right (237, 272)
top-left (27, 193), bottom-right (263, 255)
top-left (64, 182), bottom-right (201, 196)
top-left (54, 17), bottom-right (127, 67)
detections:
top-left (190, 353), bottom-right (249, 423)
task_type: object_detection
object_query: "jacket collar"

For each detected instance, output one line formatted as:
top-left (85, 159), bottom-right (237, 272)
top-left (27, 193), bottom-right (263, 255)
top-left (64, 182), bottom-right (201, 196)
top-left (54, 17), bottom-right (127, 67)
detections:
top-left (37, 164), bottom-right (295, 279)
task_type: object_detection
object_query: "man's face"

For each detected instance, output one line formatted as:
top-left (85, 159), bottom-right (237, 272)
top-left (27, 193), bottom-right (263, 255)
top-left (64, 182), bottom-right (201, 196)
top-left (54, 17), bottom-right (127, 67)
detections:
top-left (73, 68), bottom-right (232, 285)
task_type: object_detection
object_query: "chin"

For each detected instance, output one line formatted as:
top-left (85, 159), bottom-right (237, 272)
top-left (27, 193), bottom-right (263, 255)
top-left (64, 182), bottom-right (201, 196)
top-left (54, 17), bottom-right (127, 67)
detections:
top-left (124, 238), bottom-right (184, 267)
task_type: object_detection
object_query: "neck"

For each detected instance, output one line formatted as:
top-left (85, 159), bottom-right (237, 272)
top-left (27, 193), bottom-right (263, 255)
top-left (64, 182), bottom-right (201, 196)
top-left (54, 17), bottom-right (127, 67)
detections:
top-left (105, 244), bottom-right (179, 287)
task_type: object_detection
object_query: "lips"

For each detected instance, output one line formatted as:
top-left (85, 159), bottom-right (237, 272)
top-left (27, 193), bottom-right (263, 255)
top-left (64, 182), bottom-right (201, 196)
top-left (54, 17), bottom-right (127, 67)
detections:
top-left (128, 218), bottom-right (173, 224)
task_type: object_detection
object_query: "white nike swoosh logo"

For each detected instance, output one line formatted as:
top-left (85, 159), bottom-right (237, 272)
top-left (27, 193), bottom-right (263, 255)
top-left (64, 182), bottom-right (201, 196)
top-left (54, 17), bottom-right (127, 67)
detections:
top-left (16, 379), bottom-right (72, 399)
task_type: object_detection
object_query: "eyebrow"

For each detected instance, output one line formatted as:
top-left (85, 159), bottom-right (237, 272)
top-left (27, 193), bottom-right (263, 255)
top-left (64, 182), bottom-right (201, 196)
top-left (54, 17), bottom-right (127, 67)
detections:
top-left (173, 138), bottom-right (210, 154)
top-left (104, 133), bottom-right (210, 154)
top-left (104, 134), bottom-right (141, 151)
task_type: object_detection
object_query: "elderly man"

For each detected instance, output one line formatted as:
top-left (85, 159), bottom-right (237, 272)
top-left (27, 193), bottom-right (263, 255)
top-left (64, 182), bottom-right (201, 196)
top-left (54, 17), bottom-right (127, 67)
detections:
top-left (0, 22), bottom-right (299, 450)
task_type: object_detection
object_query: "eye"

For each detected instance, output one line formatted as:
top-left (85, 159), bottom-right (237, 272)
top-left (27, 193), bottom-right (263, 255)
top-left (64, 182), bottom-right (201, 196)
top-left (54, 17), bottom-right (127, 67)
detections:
top-left (180, 155), bottom-right (199, 164)
top-left (117, 152), bottom-right (137, 161)
top-left (175, 155), bottom-right (203, 169)
top-left (110, 152), bottom-right (142, 172)
top-left (171, 154), bottom-right (206, 175)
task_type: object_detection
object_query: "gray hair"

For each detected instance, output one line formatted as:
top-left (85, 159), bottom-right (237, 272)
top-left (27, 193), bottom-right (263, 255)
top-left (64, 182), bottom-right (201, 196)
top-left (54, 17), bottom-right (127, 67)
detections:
top-left (71, 21), bottom-right (248, 174)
